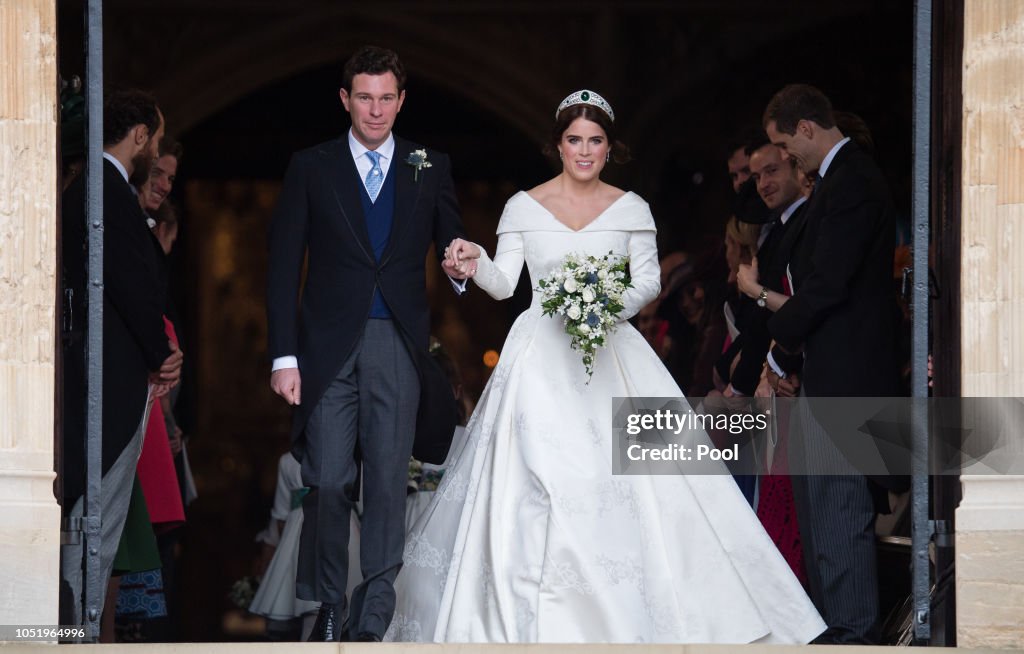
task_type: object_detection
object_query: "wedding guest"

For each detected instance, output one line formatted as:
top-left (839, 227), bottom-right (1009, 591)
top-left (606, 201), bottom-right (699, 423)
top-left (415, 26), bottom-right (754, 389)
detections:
top-left (715, 214), bottom-right (761, 392)
top-left (117, 138), bottom-right (188, 643)
top-left (60, 88), bottom-right (183, 631)
top-left (732, 139), bottom-right (814, 584)
top-left (732, 138), bottom-right (813, 395)
top-left (725, 126), bottom-right (764, 193)
top-left (762, 83), bottom-right (901, 644)
top-left (140, 139), bottom-right (181, 215)
top-left (660, 253), bottom-right (730, 398)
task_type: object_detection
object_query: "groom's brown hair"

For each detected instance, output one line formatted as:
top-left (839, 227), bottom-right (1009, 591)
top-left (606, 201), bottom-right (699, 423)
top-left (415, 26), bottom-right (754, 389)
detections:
top-left (342, 46), bottom-right (407, 93)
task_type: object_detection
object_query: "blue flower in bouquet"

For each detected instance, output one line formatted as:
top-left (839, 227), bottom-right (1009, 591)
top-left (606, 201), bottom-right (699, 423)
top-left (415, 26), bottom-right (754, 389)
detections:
top-left (585, 272), bottom-right (599, 285)
top-left (586, 312), bottom-right (601, 327)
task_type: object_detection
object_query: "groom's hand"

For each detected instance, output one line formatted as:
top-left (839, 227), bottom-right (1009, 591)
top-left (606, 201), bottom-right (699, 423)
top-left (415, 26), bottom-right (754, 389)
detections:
top-left (443, 257), bottom-right (477, 279)
top-left (444, 238), bottom-right (481, 278)
top-left (271, 368), bottom-right (302, 405)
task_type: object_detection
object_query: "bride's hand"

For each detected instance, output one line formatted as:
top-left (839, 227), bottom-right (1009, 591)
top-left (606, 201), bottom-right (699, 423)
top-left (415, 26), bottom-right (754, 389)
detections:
top-left (446, 238), bottom-right (481, 263)
top-left (444, 238), bottom-right (481, 275)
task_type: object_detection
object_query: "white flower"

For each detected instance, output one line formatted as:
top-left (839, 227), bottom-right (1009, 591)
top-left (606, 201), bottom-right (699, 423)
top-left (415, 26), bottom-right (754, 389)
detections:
top-left (581, 287), bottom-right (595, 303)
top-left (597, 268), bottom-right (608, 280)
top-left (405, 149), bottom-right (433, 181)
top-left (580, 323), bottom-right (591, 334)
top-left (567, 304), bottom-right (582, 320)
top-left (563, 278), bottom-right (578, 293)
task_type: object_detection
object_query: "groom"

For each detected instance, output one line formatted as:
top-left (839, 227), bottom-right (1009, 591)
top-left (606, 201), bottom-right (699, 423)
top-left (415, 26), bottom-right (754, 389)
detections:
top-left (266, 45), bottom-right (468, 641)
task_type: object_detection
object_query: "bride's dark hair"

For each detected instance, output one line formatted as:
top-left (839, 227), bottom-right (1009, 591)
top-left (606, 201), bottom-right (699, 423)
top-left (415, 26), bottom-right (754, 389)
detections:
top-left (545, 104), bottom-right (631, 164)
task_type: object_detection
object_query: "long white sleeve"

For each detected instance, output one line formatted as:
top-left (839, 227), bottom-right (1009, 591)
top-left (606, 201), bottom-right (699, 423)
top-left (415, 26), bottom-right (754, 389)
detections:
top-left (618, 230), bottom-right (661, 321)
top-left (472, 232), bottom-right (525, 301)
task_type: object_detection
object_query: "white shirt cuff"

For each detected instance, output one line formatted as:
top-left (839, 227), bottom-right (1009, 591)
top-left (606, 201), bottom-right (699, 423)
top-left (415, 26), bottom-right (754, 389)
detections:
top-left (272, 356), bottom-right (298, 372)
top-left (448, 275), bottom-right (468, 295)
top-left (766, 351), bottom-right (787, 379)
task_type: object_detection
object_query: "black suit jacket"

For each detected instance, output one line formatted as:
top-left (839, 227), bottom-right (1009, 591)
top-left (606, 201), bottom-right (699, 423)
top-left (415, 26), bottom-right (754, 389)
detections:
top-left (266, 135), bottom-right (465, 455)
top-left (768, 141), bottom-right (900, 398)
top-left (62, 159), bottom-right (172, 505)
top-left (727, 201), bottom-right (809, 394)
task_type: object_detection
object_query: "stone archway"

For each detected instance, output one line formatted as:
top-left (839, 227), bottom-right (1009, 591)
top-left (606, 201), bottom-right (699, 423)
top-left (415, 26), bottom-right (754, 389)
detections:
top-left (149, 10), bottom-right (559, 143)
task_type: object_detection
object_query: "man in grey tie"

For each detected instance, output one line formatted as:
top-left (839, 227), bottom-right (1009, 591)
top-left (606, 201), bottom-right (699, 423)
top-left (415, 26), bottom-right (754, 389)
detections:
top-left (266, 45), bottom-right (470, 641)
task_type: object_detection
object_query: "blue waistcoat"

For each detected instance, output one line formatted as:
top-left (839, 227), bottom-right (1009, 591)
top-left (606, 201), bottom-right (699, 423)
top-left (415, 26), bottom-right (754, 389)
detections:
top-left (358, 164), bottom-right (396, 318)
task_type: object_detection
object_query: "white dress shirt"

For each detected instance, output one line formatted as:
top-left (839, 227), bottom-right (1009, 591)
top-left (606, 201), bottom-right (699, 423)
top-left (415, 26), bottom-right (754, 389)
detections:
top-left (103, 151), bottom-right (129, 184)
top-left (817, 137), bottom-right (850, 179)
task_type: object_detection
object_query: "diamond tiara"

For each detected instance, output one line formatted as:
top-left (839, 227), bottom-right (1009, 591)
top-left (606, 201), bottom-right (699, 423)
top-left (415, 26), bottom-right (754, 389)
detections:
top-left (555, 89), bottom-right (615, 122)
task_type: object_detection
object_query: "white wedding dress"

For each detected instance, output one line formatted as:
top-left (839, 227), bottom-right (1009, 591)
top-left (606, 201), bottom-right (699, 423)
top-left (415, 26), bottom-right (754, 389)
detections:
top-left (385, 191), bottom-right (825, 643)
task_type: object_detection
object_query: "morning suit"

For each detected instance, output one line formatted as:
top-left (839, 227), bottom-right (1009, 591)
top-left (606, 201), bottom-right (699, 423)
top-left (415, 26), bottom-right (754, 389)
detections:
top-left (266, 132), bottom-right (464, 638)
top-left (61, 158), bottom-right (172, 504)
top-left (767, 139), bottom-right (900, 644)
top-left (60, 157), bottom-right (172, 621)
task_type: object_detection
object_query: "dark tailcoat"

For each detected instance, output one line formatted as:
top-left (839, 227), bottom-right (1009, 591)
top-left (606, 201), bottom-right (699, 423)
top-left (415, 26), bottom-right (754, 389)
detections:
top-left (61, 159), bottom-right (172, 505)
top-left (769, 142), bottom-right (901, 398)
top-left (266, 135), bottom-right (464, 459)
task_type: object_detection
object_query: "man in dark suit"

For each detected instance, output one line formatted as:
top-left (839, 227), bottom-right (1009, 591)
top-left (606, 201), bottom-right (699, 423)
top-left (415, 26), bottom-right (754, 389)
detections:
top-left (728, 138), bottom-right (811, 397)
top-left (761, 84), bottom-right (900, 644)
top-left (61, 90), bottom-right (184, 624)
top-left (266, 46), bottom-right (468, 642)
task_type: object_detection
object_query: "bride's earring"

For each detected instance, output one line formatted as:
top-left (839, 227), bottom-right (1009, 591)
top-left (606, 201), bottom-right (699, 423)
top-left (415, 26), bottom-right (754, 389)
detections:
top-left (606, 152), bottom-right (611, 162)
top-left (559, 151), bottom-right (563, 161)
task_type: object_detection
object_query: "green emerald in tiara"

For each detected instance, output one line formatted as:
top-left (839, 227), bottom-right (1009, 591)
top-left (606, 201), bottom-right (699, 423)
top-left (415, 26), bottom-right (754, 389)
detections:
top-left (555, 89), bottom-right (616, 122)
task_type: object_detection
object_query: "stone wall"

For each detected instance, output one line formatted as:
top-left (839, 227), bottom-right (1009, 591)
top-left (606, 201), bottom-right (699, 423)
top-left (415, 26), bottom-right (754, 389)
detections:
top-left (957, 0), bottom-right (1024, 647)
top-left (0, 0), bottom-right (60, 626)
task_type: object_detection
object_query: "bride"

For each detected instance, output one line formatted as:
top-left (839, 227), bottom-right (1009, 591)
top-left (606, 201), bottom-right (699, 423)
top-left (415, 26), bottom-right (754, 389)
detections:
top-left (385, 90), bottom-right (826, 643)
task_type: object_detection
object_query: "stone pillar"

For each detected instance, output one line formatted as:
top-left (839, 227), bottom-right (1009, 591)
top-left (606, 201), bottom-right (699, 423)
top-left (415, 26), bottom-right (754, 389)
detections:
top-left (957, 0), bottom-right (1024, 647)
top-left (0, 0), bottom-right (60, 626)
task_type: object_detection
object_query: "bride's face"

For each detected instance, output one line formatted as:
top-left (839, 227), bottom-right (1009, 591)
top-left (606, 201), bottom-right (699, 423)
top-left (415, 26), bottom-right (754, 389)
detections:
top-left (558, 117), bottom-right (609, 182)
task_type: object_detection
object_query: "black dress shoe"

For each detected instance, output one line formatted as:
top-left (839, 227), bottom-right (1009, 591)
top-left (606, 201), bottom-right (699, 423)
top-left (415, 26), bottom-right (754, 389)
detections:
top-left (308, 603), bottom-right (342, 642)
top-left (355, 632), bottom-right (381, 642)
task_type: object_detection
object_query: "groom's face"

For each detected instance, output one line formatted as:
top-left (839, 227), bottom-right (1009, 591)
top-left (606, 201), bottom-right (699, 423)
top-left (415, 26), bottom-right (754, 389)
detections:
top-left (340, 72), bottom-right (406, 150)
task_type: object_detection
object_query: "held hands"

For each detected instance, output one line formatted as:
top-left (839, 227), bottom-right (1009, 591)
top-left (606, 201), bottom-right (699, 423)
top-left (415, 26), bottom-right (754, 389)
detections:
top-left (443, 238), bottom-right (481, 279)
top-left (737, 257), bottom-right (760, 299)
top-left (271, 368), bottom-right (302, 406)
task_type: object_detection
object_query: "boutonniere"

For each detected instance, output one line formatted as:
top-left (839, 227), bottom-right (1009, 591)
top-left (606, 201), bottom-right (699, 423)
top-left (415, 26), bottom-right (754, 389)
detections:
top-left (406, 149), bottom-right (433, 181)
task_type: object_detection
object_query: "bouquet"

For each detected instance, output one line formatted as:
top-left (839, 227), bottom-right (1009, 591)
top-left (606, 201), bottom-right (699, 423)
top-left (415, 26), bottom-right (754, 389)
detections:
top-left (537, 251), bottom-right (632, 381)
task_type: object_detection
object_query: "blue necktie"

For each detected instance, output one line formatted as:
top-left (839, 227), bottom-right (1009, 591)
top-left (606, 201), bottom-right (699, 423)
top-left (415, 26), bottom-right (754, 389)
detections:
top-left (365, 150), bottom-right (383, 203)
